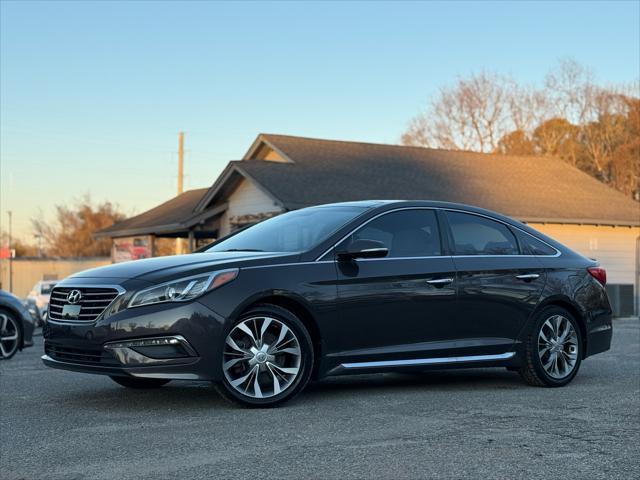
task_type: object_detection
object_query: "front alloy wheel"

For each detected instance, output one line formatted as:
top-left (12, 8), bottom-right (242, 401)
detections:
top-left (217, 305), bottom-right (313, 407)
top-left (0, 312), bottom-right (21, 359)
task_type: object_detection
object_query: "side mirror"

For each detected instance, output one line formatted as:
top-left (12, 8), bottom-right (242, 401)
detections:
top-left (337, 239), bottom-right (389, 260)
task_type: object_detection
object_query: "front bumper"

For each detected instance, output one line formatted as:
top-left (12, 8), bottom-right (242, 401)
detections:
top-left (41, 352), bottom-right (201, 380)
top-left (42, 299), bottom-right (227, 381)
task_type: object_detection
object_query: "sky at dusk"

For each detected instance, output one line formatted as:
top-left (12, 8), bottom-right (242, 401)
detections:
top-left (1, 0), bottom-right (639, 240)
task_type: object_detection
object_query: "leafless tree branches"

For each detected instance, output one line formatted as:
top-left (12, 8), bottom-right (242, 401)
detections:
top-left (401, 59), bottom-right (640, 199)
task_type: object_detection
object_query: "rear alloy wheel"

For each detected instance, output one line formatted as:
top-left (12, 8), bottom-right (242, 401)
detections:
top-left (109, 376), bottom-right (171, 389)
top-left (0, 312), bottom-right (21, 360)
top-left (216, 304), bottom-right (313, 407)
top-left (519, 307), bottom-right (583, 387)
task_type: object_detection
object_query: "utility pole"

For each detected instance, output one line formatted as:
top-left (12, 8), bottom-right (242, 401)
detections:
top-left (34, 234), bottom-right (43, 258)
top-left (7, 210), bottom-right (13, 293)
top-left (176, 132), bottom-right (185, 255)
top-left (177, 131), bottom-right (184, 195)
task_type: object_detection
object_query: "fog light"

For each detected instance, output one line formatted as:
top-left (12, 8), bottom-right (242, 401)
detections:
top-left (106, 337), bottom-right (181, 349)
top-left (104, 335), bottom-right (197, 364)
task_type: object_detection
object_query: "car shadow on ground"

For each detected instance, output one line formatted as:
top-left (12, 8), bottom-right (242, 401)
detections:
top-left (304, 368), bottom-right (525, 396)
top-left (47, 368), bottom-right (528, 412)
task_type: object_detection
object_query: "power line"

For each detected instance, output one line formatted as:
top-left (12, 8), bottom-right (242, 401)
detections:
top-left (1, 127), bottom-right (173, 154)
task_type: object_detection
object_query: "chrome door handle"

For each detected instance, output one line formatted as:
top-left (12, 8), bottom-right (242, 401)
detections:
top-left (426, 278), bottom-right (454, 285)
top-left (515, 273), bottom-right (540, 280)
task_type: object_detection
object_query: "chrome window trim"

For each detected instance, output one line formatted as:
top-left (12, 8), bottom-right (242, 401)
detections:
top-left (315, 207), bottom-right (440, 261)
top-left (246, 252), bottom-right (557, 270)
top-left (47, 284), bottom-right (126, 325)
top-left (315, 206), bottom-right (561, 261)
top-left (242, 260), bottom-right (336, 270)
top-left (512, 227), bottom-right (562, 257)
top-left (343, 253), bottom-right (557, 262)
top-left (354, 255), bottom-right (447, 262)
top-left (341, 351), bottom-right (516, 369)
top-left (442, 208), bottom-right (561, 258)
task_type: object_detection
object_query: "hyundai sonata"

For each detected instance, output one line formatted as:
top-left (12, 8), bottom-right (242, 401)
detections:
top-left (42, 201), bottom-right (612, 406)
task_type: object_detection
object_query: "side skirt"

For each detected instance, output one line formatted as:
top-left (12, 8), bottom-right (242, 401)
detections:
top-left (326, 352), bottom-right (517, 376)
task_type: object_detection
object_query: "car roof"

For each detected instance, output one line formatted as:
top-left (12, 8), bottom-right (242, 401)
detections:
top-left (309, 200), bottom-right (393, 208)
top-left (313, 199), bottom-right (566, 245)
top-left (302, 199), bottom-right (577, 259)
top-left (315, 200), bottom-right (517, 219)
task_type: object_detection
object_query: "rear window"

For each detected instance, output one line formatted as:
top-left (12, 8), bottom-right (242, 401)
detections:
top-left (446, 211), bottom-right (519, 256)
top-left (519, 232), bottom-right (558, 256)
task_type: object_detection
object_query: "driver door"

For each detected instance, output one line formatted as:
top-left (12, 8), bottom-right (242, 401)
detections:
top-left (329, 209), bottom-right (458, 365)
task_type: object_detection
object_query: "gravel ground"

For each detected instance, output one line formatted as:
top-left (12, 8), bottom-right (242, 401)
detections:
top-left (1, 318), bottom-right (638, 480)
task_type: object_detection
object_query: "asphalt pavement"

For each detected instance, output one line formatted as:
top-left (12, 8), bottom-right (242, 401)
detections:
top-left (1, 318), bottom-right (638, 480)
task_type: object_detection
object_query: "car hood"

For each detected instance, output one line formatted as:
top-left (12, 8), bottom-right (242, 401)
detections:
top-left (69, 251), bottom-right (294, 284)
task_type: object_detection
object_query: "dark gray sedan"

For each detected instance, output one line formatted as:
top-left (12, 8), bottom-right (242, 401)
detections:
top-left (41, 201), bottom-right (612, 407)
top-left (0, 290), bottom-right (35, 359)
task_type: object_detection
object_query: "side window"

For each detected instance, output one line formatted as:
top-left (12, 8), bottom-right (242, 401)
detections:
top-left (446, 211), bottom-right (519, 255)
top-left (519, 232), bottom-right (558, 256)
top-left (341, 209), bottom-right (442, 258)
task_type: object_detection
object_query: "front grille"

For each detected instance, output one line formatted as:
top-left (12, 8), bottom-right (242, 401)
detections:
top-left (48, 286), bottom-right (121, 322)
top-left (45, 343), bottom-right (118, 365)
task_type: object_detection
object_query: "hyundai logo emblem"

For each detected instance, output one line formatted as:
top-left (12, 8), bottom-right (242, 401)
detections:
top-left (67, 290), bottom-right (82, 304)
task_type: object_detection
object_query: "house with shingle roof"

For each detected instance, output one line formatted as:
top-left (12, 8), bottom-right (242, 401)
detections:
top-left (97, 133), bottom-right (640, 316)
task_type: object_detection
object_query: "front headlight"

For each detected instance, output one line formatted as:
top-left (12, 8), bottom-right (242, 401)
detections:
top-left (128, 269), bottom-right (239, 308)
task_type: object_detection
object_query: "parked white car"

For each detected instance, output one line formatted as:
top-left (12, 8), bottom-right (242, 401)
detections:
top-left (25, 280), bottom-right (57, 325)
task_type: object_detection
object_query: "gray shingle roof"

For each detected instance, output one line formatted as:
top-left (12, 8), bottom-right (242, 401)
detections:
top-left (96, 188), bottom-right (210, 237)
top-left (101, 134), bottom-right (640, 237)
top-left (235, 134), bottom-right (639, 226)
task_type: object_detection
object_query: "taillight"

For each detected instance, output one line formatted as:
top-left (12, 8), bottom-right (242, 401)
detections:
top-left (587, 267), bottom-right (607, 286)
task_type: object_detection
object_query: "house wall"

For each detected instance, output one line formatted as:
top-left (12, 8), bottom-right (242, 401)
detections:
top-left (529, 223), bottom-right (640, 315)
top-left (251, 145), bottom-right (287, 162)
top-left (219, 179), bottom-right (283, 236)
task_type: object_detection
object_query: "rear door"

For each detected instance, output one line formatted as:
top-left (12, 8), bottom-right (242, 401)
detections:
top-left (442, 210), bottom-right (547, 356)
top-left (330, 208), bottom-right (458, 363)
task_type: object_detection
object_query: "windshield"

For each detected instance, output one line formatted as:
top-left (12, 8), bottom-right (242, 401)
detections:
top-left (207, 206), bottom-right (366, 253)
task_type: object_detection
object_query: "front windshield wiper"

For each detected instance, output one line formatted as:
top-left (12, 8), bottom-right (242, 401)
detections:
top-left (220, 248), bottom-right (265, 252)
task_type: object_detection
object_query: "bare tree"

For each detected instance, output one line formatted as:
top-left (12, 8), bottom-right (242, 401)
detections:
top-left (401, 59), bottom-right (639, 199)
top-left (545, 58), bottom-right (596, 124)
top-left (580, 89), bottom-right (632, 179)
top-left (30, 195), bottom-right (124, 257)
top-left (402, 72), bottom-right (515, 153)
top-left (611, 96), bottom-right (640, 199)
top-left (0, 231), bottom-right (38, 257)
top-left (508, 86), bottom-right (552, 135)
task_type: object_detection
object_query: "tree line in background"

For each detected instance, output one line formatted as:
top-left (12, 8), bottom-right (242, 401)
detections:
top-left (0, 196), bottom-right (177, 258)
top-left (27, 196), bottom-right (125, 257)
top-left (401, 59), bottom-right (640, 200)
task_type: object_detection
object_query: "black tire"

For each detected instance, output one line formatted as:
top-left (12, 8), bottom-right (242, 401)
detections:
top-left (214, 304), bottom-right (314, 408)
top-left (109, 376), bottom-right (171, 389)
top-left (0, 310), bottom-right (22, 360)
top-left (519, 306), bottom-right (583, 387)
